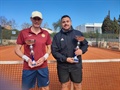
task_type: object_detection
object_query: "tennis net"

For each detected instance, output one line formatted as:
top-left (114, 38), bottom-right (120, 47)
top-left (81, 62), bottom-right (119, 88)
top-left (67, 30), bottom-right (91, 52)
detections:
top-left (0, 59), bottom-right (120, 90)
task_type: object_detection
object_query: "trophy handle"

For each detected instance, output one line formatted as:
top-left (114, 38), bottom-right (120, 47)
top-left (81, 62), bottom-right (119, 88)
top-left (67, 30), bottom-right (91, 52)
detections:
top-left (31, 55), bottom-right (34, 61)
top-left (74, 36), bottom-right (84, 63)
top-left (31, 55), bottom-right (36, 66)
top-left (25, 39), bottom-right (36, 66)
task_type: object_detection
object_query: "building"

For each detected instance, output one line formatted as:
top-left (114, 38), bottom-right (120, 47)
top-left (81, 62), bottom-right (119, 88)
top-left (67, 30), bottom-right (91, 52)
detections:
top-left (75, 23), bottom-right (102, 34)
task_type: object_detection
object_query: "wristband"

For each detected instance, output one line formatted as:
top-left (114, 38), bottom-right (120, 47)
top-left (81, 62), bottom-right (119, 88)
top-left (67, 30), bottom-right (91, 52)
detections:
top-left (22, 55), bottom-right (30, 62)
top-left (43, 53), bottom-right (49, 60)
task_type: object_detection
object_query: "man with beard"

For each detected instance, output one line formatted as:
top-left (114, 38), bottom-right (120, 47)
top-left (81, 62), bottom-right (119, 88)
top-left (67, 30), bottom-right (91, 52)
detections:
top-left (51, 15), bottom-right (88, 90)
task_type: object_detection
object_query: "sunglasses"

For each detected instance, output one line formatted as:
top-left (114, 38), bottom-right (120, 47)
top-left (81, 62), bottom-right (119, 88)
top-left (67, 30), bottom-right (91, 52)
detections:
top-left (33, 17), bottom-right (41, 21)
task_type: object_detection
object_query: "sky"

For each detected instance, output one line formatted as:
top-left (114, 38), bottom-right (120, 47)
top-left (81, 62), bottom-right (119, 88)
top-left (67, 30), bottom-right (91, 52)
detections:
top-left (0, 0), bottom-right (120, 31)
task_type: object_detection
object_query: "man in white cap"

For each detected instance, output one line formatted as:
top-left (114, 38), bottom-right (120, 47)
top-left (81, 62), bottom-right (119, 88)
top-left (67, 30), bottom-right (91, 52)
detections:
top-left (15, 11), bottom-right (51, 90)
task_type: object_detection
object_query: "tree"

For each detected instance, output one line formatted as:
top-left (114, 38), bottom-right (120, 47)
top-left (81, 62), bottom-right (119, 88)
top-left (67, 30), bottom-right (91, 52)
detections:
top-left (43, 22), bottom-right (49, 28)
top-left (2, 29), bottom-right (12, 39)
top-left (118, 15), bottom-right (120, 34)
top-left (21, 22), bottom-right (31, 29)
top-left (7, 19), bottom-right (17, 29)
top-left (102, 15), bottom-right (113, 33)
top-left (52, 19), bottom-right (61, 32)
top-left (0, 16), bottom-right (17, 29)
top-left (0, 16), bottom-right (7, 27)
top-left (113, 17), bottom-right (119, 34)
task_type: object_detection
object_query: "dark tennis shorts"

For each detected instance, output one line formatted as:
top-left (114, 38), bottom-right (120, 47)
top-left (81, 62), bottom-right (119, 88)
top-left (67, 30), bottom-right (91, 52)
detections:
top-left (57, 67), bottom-right (82, 83)
top-left (22, 67), bottom-right (49, 90)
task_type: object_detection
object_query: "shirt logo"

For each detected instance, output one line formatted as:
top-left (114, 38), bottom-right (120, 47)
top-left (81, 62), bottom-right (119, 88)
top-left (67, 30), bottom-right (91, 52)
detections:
top-left (41, 34), bottom-right (45, 37)
top-left (61, 38), bottom-right (64, 41)
top-left (46, 81), bottom-right (49, 85)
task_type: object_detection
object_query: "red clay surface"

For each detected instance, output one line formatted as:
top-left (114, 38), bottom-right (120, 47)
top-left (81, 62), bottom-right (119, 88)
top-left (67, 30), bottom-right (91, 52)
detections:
top-left (0, 45), bottom-right (120, 60)
top-left (0, 45), bottom-right (120, 90)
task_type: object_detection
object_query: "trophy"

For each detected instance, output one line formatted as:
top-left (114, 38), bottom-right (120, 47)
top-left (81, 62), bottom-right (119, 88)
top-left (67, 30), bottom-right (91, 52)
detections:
top-left (25, 39), bottom-right (36, 66)
top-left (73, 36), bottom-right (84, 63)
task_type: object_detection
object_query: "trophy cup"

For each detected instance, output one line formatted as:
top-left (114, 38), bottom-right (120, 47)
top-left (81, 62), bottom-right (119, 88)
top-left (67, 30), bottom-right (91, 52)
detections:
top-left (25, 39), bottom-right (36, 66)
top-left (73, 36), bottom-right (84, 63)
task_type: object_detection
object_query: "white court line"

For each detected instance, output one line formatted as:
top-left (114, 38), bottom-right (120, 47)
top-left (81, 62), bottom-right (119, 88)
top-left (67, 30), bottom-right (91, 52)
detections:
top-left (0, 61), bottom-right (23, 64)
top-left (82, 59), bottom-right (120, 63)
top-left (0, 59), bottom-right (120, 64)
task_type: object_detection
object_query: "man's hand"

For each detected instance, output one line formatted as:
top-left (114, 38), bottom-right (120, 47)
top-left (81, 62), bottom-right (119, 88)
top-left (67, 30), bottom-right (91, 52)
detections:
top-left (75, 49), bottom-right (82, 56)
top-left (28, 59), bottom-right (36, 68)
top-left (66, 57), bottom-right (74, 63)
top-left (35, 57), bottom-right (45, 67)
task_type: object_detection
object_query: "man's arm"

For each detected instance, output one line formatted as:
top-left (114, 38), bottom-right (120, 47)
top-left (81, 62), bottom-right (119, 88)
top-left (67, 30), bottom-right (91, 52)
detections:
top-left (80, 39), bottom-right (88, 54)
top-left (14, 44), bottom-right (24, 58)
top-left (14, 44), bottom-right (35, 68)
top-left (14, 44), bottom-right (30, 62)
top-left (35, 44), bottom-right (51, 67)
top-left (51, 36), bottom-right (67, 62)
top-left (43, 44), bottom-right (51, 60)
top-left (46, 44), bottom-right (51, 55)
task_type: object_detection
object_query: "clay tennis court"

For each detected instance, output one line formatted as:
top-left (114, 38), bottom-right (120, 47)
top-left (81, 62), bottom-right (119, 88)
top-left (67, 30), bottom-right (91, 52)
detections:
top-left (0, 45), bottom-right (120, 60)
top-left (0, 45), bottom-right (120, 90)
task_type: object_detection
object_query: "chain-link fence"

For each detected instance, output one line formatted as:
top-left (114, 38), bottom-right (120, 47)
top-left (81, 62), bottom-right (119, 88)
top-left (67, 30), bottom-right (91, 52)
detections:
top-left (87, 33), bottom-right (120, 50)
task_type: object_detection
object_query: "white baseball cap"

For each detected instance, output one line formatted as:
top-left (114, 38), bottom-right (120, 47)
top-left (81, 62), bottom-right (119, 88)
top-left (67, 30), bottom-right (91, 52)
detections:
top-left (31, 11), bottom-right (42, 19)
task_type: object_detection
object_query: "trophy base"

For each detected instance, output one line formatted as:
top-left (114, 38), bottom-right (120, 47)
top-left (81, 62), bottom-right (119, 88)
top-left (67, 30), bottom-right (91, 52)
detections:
top-left (73, 56), bottom-right (79, 63)
top-left (32, 60), bottom-right (36, 66)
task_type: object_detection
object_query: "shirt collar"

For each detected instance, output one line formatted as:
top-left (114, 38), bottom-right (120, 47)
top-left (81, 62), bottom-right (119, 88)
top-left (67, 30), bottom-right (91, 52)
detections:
top-left (28, 26), bottom-right (43, 34)
top-left (61, 27), bottom-right (73, 34)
